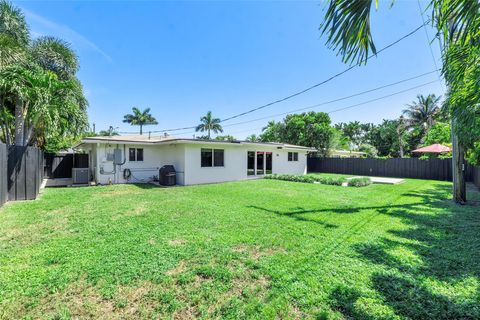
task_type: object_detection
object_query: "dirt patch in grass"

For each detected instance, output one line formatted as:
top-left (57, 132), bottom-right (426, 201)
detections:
top-left (13, 281), bottom-right (163, 320)
top-left (166, 260), bottom-right (187, 277)
top-left (168, 239), bottom-right (187, 246)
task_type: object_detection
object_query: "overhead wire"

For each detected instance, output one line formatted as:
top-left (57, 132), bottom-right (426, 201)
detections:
top-left (118, 22), bottom-right (429, 134)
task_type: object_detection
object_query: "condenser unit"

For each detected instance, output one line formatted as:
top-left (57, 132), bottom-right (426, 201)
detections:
top-left (72, 168), bottom-right (89, 184)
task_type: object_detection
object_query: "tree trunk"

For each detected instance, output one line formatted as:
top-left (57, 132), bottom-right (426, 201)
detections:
top-left (452, 119), bottom-right (466, 204)
top-left (23, 122), bottom-right (34, 146)
top-left (14, 98), bottom-right (25, 146)
top-left (208, 129), bottom-right (211, 139)
top-left (140, 125), bottom-right (143, 135)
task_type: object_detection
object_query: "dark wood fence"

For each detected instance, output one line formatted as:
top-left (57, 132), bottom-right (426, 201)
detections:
top-left (472, 166), bottom-right (480, 189)
top-left (0, 144), bottom-right (7, 206)
top-left (44, 153), bottom-right (88, 179)
top-left (7, 146), bottom-right (43, 201)
top-left (307, 157), bottom-right (473, 182)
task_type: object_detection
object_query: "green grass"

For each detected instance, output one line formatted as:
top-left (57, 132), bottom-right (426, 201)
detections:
top-left (0, 177), bottom-right (479, 319)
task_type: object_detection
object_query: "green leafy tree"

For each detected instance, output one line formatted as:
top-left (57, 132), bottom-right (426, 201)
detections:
top-left (320, 0), bottom-right (479, 202)
top-left (368, 119), bottom-right (410, 157)
top-left (358, 143), bottom-right (378, 158)
top-left (423, 122), bottom-right (451, 146)
top-left (0, 0), bottom-right (88, 150)
top-left (260, 112), bottom-right (335, 156)
top-left (259, 120), bottom-right (284, 142)
top-left (335, 121), bottom-right (375, 150)
top-left (328, 128), bottom-right (351, 152)
top-left (195, 111), bottom-right (223, 139)
top-left (122, 107), bottom-right (158, 135)
top-left (245, 134), bottom-right (260, 142)
top-left (215, 135), bottom-right (236, 141)
top-left (98, 126), bottom-right (119, 136)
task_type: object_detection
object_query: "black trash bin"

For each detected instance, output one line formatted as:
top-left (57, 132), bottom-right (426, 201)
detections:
top-left (159, 165), bottom-right (176, 186)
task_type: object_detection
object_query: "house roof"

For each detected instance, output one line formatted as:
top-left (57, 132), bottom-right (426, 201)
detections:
top-left (78, 135), bottom-right (315, 151)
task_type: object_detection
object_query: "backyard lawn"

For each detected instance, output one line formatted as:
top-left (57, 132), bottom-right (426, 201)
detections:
top-left (0, 177), bottom-right (479, 319)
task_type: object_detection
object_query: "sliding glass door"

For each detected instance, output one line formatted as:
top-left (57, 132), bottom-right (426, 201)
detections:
top-left (247, 151), bottom-right (273, 176)
top-left (256, 152), bottom-right (264, 175)
top-left (247, 151), bottom-right (255, 176)
top-left (266, 152), bottom-right (272, 174)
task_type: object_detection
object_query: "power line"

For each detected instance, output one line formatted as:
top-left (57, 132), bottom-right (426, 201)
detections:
top-left (219, 22), bottom-right (428, 123)
top-left (221, 70), bottom-right (439, 129)
top-left (417, 0), bottom-right (444, 90)
top-left (222, 80), bottom-right (438, 136)
top-left (119, 23), bottom-right (428, 134)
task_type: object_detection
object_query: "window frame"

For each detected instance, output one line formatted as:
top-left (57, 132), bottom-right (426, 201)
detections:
top-left (136, 148), bottom-right (144, 162)
top-left (213, 149), bottom-right (224, 167)
top-left (201, 148), bottom-right (224, 167)
top-left (129, 147), bottom-right (144, 162)
top-left (129, 148), bottom-right (136, 161)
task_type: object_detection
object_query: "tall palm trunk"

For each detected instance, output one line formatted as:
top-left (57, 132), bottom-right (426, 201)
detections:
top-left (140, 125), bottom-right (143, 135)
top-left (207, 128), bottom-right (211, 139)
top-left (23, 122), bottom-right (33, 146)
top-left (452, 119), bottom-right (466, 204)
top-left (14, 98), bottom-right (25, 146)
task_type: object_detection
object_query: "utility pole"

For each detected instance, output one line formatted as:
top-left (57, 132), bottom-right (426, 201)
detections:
top-left (452, 119), bottom-right (466, 204)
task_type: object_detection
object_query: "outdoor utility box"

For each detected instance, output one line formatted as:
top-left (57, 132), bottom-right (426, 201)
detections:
top-left (159, 165), bottom-right (176, 186)
top-left (113, 149), bottom-right (123, 165)
top-left (72, 168), bottom-right (89, 184)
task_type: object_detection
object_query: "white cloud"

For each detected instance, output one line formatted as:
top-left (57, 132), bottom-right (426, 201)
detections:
top-left (22, 7), bottom-right (113, 63)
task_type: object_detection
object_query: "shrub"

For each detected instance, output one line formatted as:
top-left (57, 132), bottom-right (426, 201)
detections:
top-left (347, 177), bottom-right (372, 187)
top-left (265, 174), bottom-right (346, 186)
top-left (311, 175), bottom-right (346, 186)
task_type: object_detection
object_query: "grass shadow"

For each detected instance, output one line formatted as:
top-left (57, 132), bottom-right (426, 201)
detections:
top-left (331, 183), bottom-right (480, 319)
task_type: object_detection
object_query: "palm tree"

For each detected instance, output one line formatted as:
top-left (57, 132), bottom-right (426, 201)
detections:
top-left (0, 0), bottom-right (88, 148)
top-left (402, 94), bottom-right (441, 133)
top-left (319, 0), bottom-right (479, 203)
top-left (245, 134), bottom-right (260, 142)
top-left (122, 107), bottom-right (158, 135)
top-left (0, 0), bottom-right (29, 69)
top-left (195, 111), bottom-right (223, 139)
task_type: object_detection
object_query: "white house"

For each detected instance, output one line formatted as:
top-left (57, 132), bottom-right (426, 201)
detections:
top-left (76, 135), bottom-right (314, 186)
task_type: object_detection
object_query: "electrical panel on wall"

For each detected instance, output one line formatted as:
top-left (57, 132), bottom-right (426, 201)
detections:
top-left (113, 149), bottom-right (123, 165)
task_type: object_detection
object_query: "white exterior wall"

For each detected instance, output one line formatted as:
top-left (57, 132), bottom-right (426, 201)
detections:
top-left (183, 143), bottom-right (307, 185)
top-left (87, 141), bottom-right (307, 186)
top-left (93, 143), bottom-right (186, 185)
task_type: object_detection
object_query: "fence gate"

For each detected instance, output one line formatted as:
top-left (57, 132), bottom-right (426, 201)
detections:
top-left (7, 146), bottom-right (43, 201)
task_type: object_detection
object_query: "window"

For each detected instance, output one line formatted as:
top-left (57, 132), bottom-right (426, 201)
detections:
top-left (201, 148), bottom-right (213, 167)
top-left (129, 148), bottom-right (144, 161)
top-left (214, 149), bottom-right (224, 167)
top-left (201, 148), bottom-right (224, 167)
top-left (136, 148), bottom-right (144, 161)
top-left (288, 152), bottom-right (298, 162)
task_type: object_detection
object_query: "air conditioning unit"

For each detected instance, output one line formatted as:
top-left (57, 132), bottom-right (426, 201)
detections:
top-left (73, 168), bottom-right (89, 184)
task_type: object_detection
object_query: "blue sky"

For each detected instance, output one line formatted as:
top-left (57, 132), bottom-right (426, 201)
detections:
top-left (16, 0), bottom-right (445, 138)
